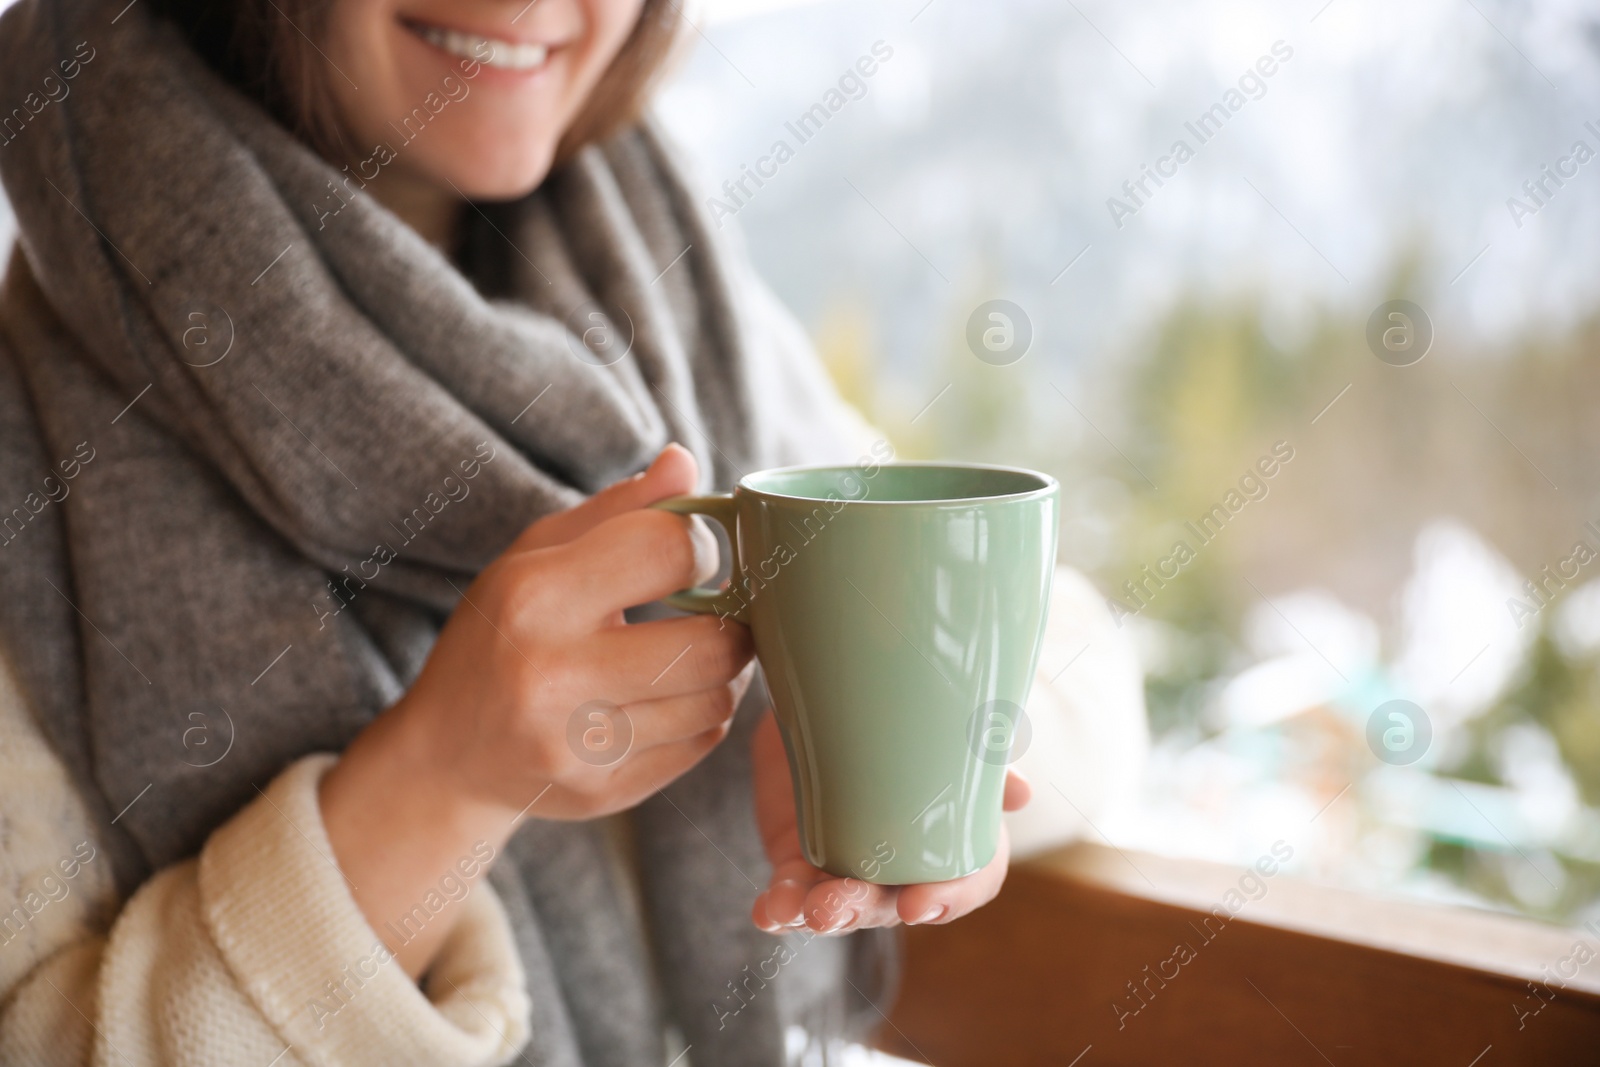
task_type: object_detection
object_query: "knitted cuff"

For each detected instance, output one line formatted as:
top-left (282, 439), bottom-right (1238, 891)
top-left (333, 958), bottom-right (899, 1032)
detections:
top-left (198, 755), bottom-right (530, 1067)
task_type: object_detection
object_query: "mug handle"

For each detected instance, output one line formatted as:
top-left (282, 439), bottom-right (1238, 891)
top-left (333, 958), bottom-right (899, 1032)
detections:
top-left (650, 493), bottom-right (748, 623)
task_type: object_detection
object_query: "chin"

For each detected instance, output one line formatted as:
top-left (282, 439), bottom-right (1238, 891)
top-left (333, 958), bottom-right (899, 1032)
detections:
top-left (423, 138), bottom-right (559, 202)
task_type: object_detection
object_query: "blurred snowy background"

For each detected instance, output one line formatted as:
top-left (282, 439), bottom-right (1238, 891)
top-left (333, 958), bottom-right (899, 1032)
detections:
top-left (655, 0), bottom-right (1600, 925)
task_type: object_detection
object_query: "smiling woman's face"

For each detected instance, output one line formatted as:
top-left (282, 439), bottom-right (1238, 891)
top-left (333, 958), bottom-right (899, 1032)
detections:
top-left (324, 0), bottom-right (646, 201)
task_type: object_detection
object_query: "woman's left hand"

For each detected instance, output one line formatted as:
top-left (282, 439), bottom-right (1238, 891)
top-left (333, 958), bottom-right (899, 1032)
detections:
top-left (748, 709), bottom-right (1032, 934)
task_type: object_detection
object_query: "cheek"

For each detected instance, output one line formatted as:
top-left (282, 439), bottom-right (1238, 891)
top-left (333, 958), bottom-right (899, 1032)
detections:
top-left (559, 0), bottom-right (647, 117)
top-left (324, 0), bottom-right (414, 147)
top-left (586, 0), bottom-right (648, 59)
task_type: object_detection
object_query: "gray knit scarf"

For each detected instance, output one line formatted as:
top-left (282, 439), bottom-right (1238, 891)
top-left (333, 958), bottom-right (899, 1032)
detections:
top-left (0, 0), bottom-right (893, 1062)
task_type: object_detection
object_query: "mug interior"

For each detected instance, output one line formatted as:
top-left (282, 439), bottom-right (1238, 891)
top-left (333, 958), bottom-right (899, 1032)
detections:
top-left (742, 463), bottom-right (1053, 504)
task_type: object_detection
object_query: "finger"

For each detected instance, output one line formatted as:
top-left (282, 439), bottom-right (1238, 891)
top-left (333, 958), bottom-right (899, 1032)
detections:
top-left (802, 878), bottom-right (900, 934)
top-left (751, 711), bottom-right (801, 862)
top-left (895, 825), bottom-right (1012, 927)
top-left (577, 615), bottom-right (753, 704)
top-left (1003, 767), bottom-right (1032, 811)
top-left (584, 717), bottom-right (733, 804)
top-left (620, 665), bottom-right (751, 749)
top-left (753, 875), bottom-right (813, 932)
top-left (543, 506), bottom-right (723, 626)
top-left (508, 443), bottom-right (700, 554)
top-left (754, 853), bottom-right (833, 929)
top-left (756, 876), bottom-right (833, 931)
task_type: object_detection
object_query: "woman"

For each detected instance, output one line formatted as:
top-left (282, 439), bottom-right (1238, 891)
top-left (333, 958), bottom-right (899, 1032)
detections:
top-left (0, 0), bottom-right (1029, 1064)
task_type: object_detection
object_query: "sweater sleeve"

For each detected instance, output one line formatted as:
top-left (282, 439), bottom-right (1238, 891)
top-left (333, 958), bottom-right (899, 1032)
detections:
top-left (0, 653), bottom-right (532, 1067)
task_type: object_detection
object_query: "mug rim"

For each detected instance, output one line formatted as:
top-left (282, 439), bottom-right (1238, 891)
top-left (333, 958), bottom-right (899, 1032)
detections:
top-left (736, 460), bottom-right (1059, 506)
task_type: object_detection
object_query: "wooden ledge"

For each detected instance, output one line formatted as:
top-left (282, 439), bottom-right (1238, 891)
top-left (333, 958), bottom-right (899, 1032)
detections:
top-left (876, 843), bottom-right (1600, 1066)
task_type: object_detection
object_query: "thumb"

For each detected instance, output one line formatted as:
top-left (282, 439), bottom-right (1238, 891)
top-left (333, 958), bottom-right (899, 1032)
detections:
top-left (511, 443), bottom-right (701, 553)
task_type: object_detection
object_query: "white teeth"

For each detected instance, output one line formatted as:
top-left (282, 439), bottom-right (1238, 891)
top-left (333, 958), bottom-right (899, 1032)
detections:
top-left (417, 25), bottom-right (549, 71)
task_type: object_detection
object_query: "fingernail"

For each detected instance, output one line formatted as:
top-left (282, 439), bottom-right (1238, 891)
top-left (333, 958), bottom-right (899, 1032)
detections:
top-left (908, 904), bottom-right (946, 925)
top-left (752, 895), bottom-right (779, 934)
top-left (817, 908), bottom-right (855, 933)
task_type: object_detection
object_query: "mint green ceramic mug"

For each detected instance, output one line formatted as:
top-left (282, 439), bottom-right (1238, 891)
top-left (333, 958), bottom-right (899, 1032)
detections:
top-left (656, 461), bottom-right (1058, 884)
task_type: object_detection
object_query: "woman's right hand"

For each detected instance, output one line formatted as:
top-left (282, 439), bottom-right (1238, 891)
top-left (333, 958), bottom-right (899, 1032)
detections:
top-left (318, 443), bottom-right (753, 975)
top-left (391, 441), bottom-right (754, 820)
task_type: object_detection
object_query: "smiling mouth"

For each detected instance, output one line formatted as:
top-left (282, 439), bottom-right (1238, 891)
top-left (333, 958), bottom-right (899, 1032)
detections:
top-left (405, 20), bottom-right (552, 72)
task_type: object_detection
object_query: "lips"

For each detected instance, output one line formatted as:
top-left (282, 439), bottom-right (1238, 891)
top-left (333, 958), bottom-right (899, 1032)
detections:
top-left (405, 20), bottom-right (552, 72)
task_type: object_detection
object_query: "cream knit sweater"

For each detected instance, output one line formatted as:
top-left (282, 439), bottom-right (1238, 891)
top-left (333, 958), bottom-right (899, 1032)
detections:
top-left (0, 649), bottom-right (531, 1067)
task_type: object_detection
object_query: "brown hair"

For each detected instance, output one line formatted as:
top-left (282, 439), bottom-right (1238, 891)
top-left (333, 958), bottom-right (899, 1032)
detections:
top-left (153, 0), bottom-right (681, 169)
